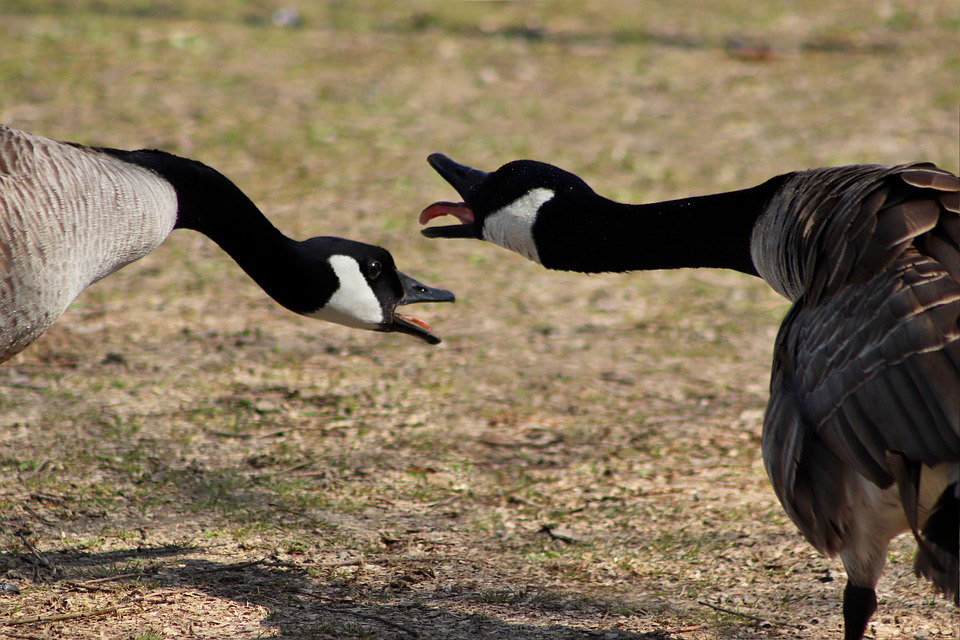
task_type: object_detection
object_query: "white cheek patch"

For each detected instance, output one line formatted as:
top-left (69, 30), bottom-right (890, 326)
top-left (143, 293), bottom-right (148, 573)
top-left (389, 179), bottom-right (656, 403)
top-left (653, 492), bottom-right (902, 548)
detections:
top-left (482, 188), bottom-right (553, 264)
top-left (305, 255), bottom-right (384, 329)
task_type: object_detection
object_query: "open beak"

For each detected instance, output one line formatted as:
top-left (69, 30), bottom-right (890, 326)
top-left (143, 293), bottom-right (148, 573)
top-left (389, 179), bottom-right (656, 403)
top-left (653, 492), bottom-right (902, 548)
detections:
top-left (420, 153), bottom-right (488, 239)
top-left (388, 271), bottom-right (455, 345)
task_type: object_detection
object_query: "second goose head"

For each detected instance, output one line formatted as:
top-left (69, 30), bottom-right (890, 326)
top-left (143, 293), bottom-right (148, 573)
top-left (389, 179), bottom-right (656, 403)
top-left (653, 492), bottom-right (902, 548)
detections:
top-left (419, 153), bottom-right (597, 266)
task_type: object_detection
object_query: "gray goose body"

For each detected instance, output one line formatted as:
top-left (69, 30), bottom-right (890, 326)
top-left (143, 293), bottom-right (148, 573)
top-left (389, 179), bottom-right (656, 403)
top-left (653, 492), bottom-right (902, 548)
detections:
top-left (421, 155), bottom-right (959, 639)
top-left (0, 124), bottom-right (454, 363)
top-left (0, 125), bottom-right (178, 362)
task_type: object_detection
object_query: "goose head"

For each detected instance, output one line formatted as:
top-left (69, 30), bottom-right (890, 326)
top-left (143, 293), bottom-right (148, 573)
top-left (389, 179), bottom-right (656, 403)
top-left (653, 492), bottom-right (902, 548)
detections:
top-left (419, 153), bottom-right (596, 265)
top-left (285, 237), bottom-right (454, 345)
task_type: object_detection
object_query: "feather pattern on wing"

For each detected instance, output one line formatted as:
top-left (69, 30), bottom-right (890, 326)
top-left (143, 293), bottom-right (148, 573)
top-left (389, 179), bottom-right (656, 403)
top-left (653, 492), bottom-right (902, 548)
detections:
top-left (754, 164), bottom-right (959, 567)
top-left (0, 125), bottom-right (178, 363)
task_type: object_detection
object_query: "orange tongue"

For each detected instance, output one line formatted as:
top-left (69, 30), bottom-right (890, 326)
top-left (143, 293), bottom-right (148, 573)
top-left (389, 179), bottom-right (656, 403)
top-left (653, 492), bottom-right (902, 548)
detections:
top-left (419, 202), bottom-right (475, 225)
top-left (396, 313), bottom-right (433, 332)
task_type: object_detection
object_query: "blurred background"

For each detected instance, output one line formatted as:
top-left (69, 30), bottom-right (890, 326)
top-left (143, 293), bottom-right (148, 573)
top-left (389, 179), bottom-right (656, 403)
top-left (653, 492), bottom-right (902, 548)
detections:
top-left (0, 2), bottom-right (957, 638)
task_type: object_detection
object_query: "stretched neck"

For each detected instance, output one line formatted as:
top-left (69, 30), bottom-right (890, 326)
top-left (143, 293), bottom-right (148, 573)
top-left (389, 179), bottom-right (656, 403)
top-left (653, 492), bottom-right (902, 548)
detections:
top-left (535, 176), bottom-right (787, 276)
top-left (109, 148), bottom-right (306, 309)
top-left (179, 187), bottom-right (304, 310)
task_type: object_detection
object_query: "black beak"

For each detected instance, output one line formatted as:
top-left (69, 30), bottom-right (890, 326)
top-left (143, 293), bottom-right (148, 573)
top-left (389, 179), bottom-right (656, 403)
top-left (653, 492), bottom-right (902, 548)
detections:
top-left (427, 153), bottom-right (489, 199)
top-left (389, 271), bottom-right (455, 345)
top-left (421, 223), bottom-right (475, 239)
top-left (422, 154), bottom-right (489, 239)
top-left (398, 271), bottom-right (455, 306)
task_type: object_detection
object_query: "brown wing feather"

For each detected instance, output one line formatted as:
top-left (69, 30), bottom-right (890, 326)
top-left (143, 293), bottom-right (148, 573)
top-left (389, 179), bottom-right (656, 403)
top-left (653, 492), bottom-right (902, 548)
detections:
top-left (763, 164), bottom-right (959, 554)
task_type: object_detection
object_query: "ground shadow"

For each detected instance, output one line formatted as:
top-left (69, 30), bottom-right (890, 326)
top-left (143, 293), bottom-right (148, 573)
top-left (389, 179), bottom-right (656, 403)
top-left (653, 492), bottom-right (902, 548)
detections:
top-left (0, 545), bottom-right (691, 639)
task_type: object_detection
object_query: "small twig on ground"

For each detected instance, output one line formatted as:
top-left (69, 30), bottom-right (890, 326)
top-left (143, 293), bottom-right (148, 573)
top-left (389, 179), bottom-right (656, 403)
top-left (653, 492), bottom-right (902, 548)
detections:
top-left (256, 428), bottom-right (301, 438)
top-left (0, 605), bottom-right (122, 627)
top-left (28, 492), bottom-right (66, 504)
top-left (257, 425), bottom-right (342, 439)
top-left (0, 630), bottom-right (49, 639)
top-left (477, 437), bottom-right (561, 448)
top-left (697, 600), bottom-right (796, 627)
top-left (202, 429), bottom-right (253, 439)
top-left (18, 460), bottom-right (52, 481)
top-left (191, 559), bottom-right (299, 575)
top-left (0, 595), bottom-right (177, 627)
top-left (79, 571), bottom-right (154, 585)
top-left (425, 496), bottom-right (459, 510)
top-left (291, 591), bottom-right (420, 638)
top-left (697, 600), bottom-right (765, 622)
top-left (65, 581), bottom-right (127, 594)
top-left (20, 503), bottom-right (56, 527)
top-left (506, 494), bottom-right (540, 508)
top-left (267, 503), bottom-right (311, 519)
top-left (14, 531), bottom-right (50, 568)
top-left (280, 459), bottom-right (315, 473)
top-left (333, 608), bottom-right (421, 639)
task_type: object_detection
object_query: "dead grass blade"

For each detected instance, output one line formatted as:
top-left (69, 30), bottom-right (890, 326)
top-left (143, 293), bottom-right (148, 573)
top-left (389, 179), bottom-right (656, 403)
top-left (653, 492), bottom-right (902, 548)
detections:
top-left (697, 599), bottom-right (799, 629)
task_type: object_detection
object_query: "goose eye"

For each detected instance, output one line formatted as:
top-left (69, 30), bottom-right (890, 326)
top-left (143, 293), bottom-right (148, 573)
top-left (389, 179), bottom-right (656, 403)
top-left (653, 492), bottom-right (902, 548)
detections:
top-left (367, 260), bottom-right (382, 280)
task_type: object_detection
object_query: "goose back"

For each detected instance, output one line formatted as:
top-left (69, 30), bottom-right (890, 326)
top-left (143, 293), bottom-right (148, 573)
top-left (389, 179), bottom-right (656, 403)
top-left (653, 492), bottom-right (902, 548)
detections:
top-left (0, 125), bottom-right (178, 362)
top-left (750, 163), bottom-right (959, 300)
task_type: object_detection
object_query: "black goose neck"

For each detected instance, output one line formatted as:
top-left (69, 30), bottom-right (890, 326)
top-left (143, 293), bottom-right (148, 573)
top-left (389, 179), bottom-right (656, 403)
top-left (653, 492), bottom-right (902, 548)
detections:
top-left (536, 175), bottom-right (788, 276)
top-left (107, 148), bottom-right (315, 311)
top-left (107, 149), bottom-right (285, 241)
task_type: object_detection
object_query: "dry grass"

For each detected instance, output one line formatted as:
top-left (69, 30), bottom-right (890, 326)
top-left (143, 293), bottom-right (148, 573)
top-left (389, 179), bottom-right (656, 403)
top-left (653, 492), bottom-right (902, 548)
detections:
top-left (0, 1), bottom-right (958, 638)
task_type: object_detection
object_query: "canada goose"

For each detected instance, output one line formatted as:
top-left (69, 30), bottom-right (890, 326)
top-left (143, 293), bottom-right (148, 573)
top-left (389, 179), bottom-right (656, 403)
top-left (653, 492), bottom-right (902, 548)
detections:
top-left (420, 153), bottom-right (959, 640)
top-left (0, 124), bottom-right (454, 364)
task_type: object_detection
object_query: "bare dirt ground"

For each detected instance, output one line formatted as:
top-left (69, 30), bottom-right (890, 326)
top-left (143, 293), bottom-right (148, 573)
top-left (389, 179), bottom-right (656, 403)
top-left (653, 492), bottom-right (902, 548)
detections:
top-left (0, 2), bottom-right (957, 639)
